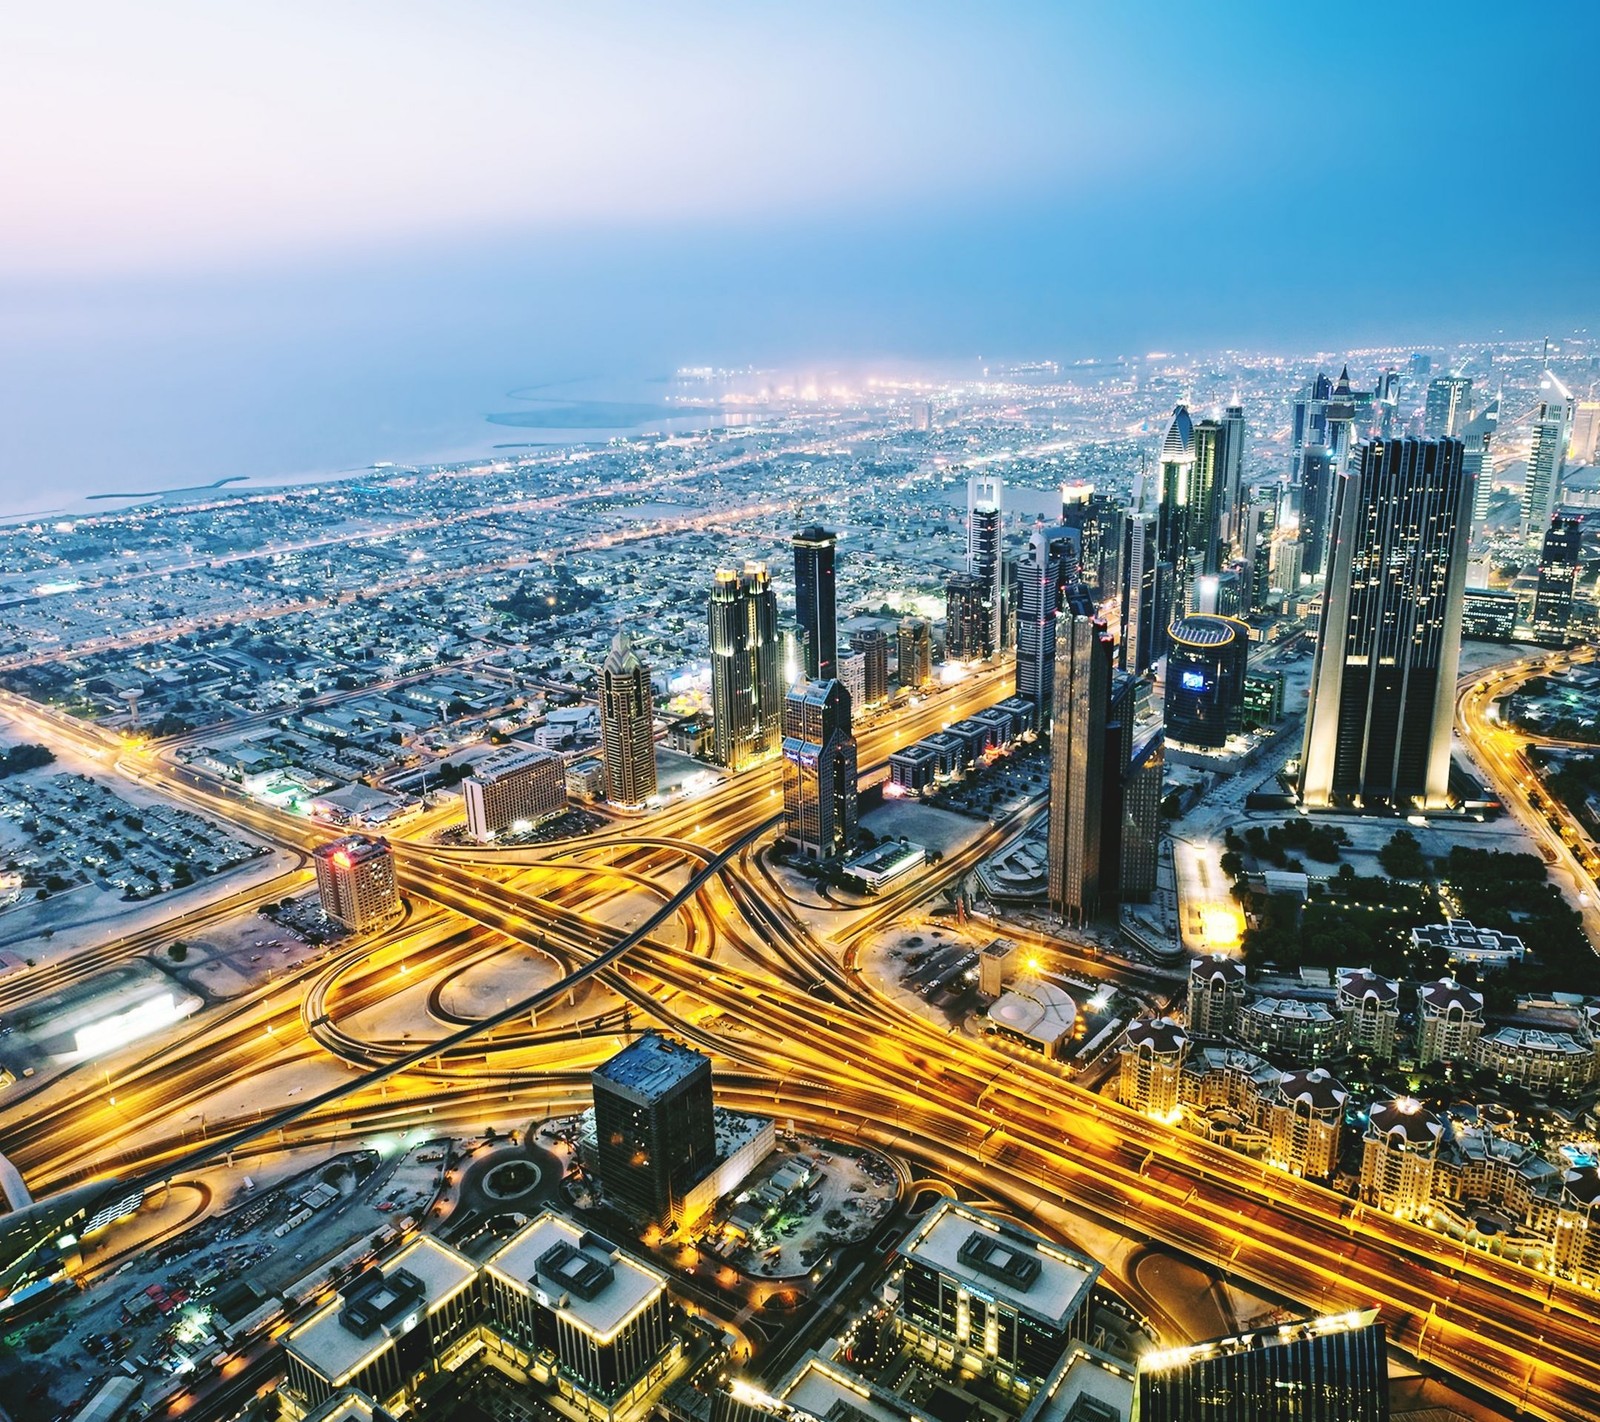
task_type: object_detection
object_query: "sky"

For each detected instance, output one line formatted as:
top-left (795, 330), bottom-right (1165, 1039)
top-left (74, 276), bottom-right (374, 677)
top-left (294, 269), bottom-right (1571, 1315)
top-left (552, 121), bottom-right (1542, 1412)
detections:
top-left (1, 1), bottom-right (1597, 506)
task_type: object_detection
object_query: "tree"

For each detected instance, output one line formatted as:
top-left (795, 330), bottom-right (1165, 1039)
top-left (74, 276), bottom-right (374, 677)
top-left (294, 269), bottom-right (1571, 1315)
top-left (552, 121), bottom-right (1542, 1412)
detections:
top-left (1378, 829), bottom-right (1427, 880)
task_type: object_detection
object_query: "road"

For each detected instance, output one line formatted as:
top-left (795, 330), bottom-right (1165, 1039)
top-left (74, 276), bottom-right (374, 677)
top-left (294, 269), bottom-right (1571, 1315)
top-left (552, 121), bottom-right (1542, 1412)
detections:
top-left (0, 657), bottom-right (1598, 1419)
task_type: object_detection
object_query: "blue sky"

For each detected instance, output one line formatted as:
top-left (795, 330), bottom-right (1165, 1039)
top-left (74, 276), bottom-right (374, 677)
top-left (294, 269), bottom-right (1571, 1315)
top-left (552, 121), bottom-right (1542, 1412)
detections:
top-left (1, 2), bottom-right (1596, 501)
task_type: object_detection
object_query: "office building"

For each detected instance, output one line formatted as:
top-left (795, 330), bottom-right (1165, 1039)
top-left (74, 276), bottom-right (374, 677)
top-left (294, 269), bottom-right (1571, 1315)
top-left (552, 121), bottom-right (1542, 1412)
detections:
top-left (895, 1197), bottom-right (1100, 1392)
top-left (463, 746), bottom-right (568, 841)
top-left (708, 563), bottom-right (782, 771)
top-left (1416, 977), bottom-right (1485, 1066)
top-left (1014, 526), bottom-right (1061, 732)
top-left (282, 1236), bottom-right (480, 1418)
top-left (945, 570), bottom-right (993, 662)
top-left (1424, 373), bottom-right (1473, 438)
top-left (1266, 1068), bottom-right (1347, 1180)
top-left (1096, 672), bottom-right (1136, 899)
top-left (896, 617), bottom-right (932, 690)
top-left (968, 474), bottom-right (1006, 653)
top-left (850, 628), bottom-right (890, 708)
top-left (1336, 968), bottom-right (1400, 1061)
top-left (791, 526), bottom-right (838, 681)
top-left (1361, 1098), bottom-right (1443, 1219)
top-left (1573, 400), bottom-right (1600, 466)
top-left (1157, 404), bottom-right (1198, 611)
top-left (483, 1212), bottom-right (676, 1421)
top-left (1243, 669), bottom-right (1284, 726)
top-left (1187, 954), bottom-right (1246, 1039)
top-left (1299, 438), bottom-right (1470, 811)
top-left (1323, 365), bottom-right (1357, 472)
top-left (1119, 1018), bottom-right (1188, 1120)
top-left (1462, 587), bottom-right (1516, 641)
top-left (1138, 1311), bottom-right (1387, 1422)
top-left (1463, 397), bottom-right (1500, 535)
top-left (1118, 512), bottom-right (1166, 673)
top-left (1242, 485), bottom-right (1279, 611)
top-left (599, 629), bottom-right (657, 809)
top-left (1164, 614), bottom-right (1249, 749)
top-left (1522, 370), bottom-right (1576, 534)
top-left (1191, 416), bottom-right (1226, 578)
top-left (1532, 516), bottom-right (1584, 645)
top-left (312, 835), bottom-right (399, 932)
top-left (1061, 483), bottom-right (1122, 597)
top-left (1119, 728), bottom-right (1165, 901)
top-left (1218, 402), bottom-right (1246, 553)
top-left (1297, 444), bottom-right (1337, 579)
top-left (592, 1032), bottom-right (717, 1227)
top-left (781, 679), bottom-right (858, 859)
top-left (1047, 616), bottom-right (1111, 923)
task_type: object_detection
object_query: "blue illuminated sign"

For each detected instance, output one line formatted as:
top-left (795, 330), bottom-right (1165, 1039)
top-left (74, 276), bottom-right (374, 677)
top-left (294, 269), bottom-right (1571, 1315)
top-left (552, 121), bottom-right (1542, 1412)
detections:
top-left (1180, 670), bottom-right (1206, 691)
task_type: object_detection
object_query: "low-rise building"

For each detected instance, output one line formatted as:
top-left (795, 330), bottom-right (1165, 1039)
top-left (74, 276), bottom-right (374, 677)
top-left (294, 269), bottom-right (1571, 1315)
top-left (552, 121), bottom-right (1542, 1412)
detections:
top-left (462, 746), bottom-right (569, 840)
top-left (1412, 919), bottom-right (1526, 970)
top-left (985, 980), bottom-right (1077, 1060)
top-left (1472, 1027), bottom-right (1598, 1092)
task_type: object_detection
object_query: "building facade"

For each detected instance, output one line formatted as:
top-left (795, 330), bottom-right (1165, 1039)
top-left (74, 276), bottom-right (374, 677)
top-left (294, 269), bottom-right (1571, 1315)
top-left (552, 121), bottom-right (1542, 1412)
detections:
top-left (791, 526), bottom-right (838, 682)
top-left (1299, 437), bottom-right (1471, 810)
top-left (1360, 1098), bottom-right (1443, 1219)
top-left (1336, 968), bottom-right (1401, 1061)
top-left (1416, 978), bottom-right (1485, 1066)
top-left (780, 679), bottom-right (858, 860)
top-left (1164, 614), bottom-right (1250, 749)
top-left (1532, 516), bottom-right (1584, 645)
top-left (708, 563), bottom-right (782, 771)
top-left (1266, 1068), bottom-right (1347, 1181)
top-left (1047, 616), bottom-right (1111, 923)
top-left (1119, 1017), bottom-right (1188, 1120)
top-left (1187, 954), bottom-right (1247, 1039)
top-left (599, 629), bottom-right (657, 809)
top-left (312, 835), bottom-right (400, 933)
top-left (463, 747), bottom-right (569, 840)
top-left (896, 617), bottom-right (932, 689)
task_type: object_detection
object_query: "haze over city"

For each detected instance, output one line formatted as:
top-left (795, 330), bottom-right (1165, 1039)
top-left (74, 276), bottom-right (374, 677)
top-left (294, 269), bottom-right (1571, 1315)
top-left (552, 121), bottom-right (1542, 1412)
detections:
top-left (3, 8), bottom-right (1600, 1422)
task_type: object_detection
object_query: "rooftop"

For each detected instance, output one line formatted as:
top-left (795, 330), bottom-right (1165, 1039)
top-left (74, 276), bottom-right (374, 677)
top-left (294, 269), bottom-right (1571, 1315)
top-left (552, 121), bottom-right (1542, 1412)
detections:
top-left (900, 1198), bottom-right (1098, 1329)
top-left (486, 1210), bottom-right (666, 1341)
top-left (593, 1030), bottom-right (710, 1098)
top-left (285, 1236), bottom-right (476, 1386)
top-left (988, 981), bottom-right (1076, 1048)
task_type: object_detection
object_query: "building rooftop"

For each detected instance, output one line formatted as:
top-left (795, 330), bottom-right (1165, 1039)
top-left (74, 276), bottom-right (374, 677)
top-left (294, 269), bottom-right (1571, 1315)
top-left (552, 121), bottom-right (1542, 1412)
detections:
top-left (900, 1198), bottom-right (1098, 1330)
top-left (776, 1353), bottom-right (923, 1422)
top-left (988, 981), bottom-right (1076, 1048)
top-left (1412, 920), bottom-right (1526, 962)
top-left (486, 1211), bottom-right (666, 1341)
top-left (1478, 1026), bottom-right (1590, 1057)
top-left (1242, 997), bottom-right (1336, 1024)
top-left (285, 1236), bottom-right (476, 1386)
top-left (593, 1031), bottom-right (710, 1098)
top-left (1123, 1017), bottom-right (1188, 1055)
top-left (1168, 614), bottom-right (1248, 649)
top-left (468, 745), bottom-right (564, 783)
top-left (1367, 1098), bottom-right (1443, 1147)
top-left (1336, 967), bottom-right (1398, 1006)
top-left (1418, 978), bottom-right (1485, 1015)
top-left (1277, 1068), bottom-right (1347, 1113)
top-left (1190, 953), bottom-right (1245, 987)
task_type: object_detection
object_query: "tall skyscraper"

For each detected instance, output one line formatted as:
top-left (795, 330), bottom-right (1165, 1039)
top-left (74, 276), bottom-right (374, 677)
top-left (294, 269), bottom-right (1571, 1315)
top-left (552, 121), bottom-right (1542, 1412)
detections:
top-left (1290, 371), bottom-right (1332, 478)
top-left (967, 474), bottom-right (1006, 653)
top-left (944, 570), bottom-right (993, 662)
top-left (1157, 404), bottom-right (1197, 610)
top-left (1424, 373), bottom-right (1473, 438)
top-left (1118, 512), bottom-right (1166, 674)
top-left (896, 617), bottom-right (932, 689)
top-left (1242, 483), bottom-right (1280, 612)
top-left (1138, 1312), bottom-right (1388, 1422)
top-left (599, 628), bottom-right (657, 808)
top-left (708, 562), bottom-right (782, 771)
top-left (1061, 484), bottom-right (1121, 598)
top-left (1297, 445), bottom-right (1337, 579)
top-left (1323, 365), bottom-right (1357, 473)
top-left (1218, 402), bottom-right (1246, 552)
top-left (1014, 526), bottom-right (1061, 732)
top-left (1047, 616), bottom-right (1111, 924)
top-left (1463, 397), bottom-right (1500, 535)
top-left (1522, 370), bottom-right (1577, 534)
top-left (1532, 516), bottom-right (1584, 645)
top-left (781, 678), bottom-right (858, 859)
top-left (591, 1032), bottom-right (716, 1226)
top-left (791, 526), bottom-right (838, 681)
top-left (313, 834), bottom-right (400, 932)
top-left (1299, 438), bottom-right (1470, 810)
top-left (1190, 417), bottom-right (1225, 578)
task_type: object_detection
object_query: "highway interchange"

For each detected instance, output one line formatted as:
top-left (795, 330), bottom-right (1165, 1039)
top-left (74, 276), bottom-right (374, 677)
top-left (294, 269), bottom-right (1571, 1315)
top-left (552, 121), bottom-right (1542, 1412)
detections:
top-left (3, 656), bottom-right (1600, 1420)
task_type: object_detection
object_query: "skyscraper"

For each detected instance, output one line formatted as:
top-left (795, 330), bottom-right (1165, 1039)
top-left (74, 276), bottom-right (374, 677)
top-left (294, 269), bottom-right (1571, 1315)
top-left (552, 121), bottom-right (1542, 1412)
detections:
top-left (591, 1032), bottom-right (717, 1226)
top-left (313, 834), bottom-right (400, 932)
top-left (967, 474), bottom-right (1005, 653)
top-left (1061, 484), bottom-right (1121, 598)
top-left (944, 571), bottom-right (993, 662)
top-left (1522, 370), bottom-right (1577, 534)
top-left (1299, 438), bottom-right (1470, 810)
top-left (1242, 485), bottom-right (1280, 613)
top-left (1218, 402), bottom-right (1246, 552)
top-left (1138, 1312), bottom-right (1388, 1422)
top-left (1424, 374), bottom-right (1473, 438)
top-left (791, 525), bottom-right (838, 681)
top-left (1190, 417), bottom-right (1225, 579)
top-left (1532, 516), bottom-right (1584, 645)
top-left (1323, 365), bottom-right (1357, 473)
top-left (1047, 615), bottom-right (1111, 924)
top-left (599, 627), bottom-right (657, 808)
top-left (1463, 397), bottom-right (1500, 535)
top-left (1118, 512), bottom-right (1166, 674)
top-left (1014, 526), bottom-right (1061, 732)
top-left (896, 617), bottom-right (932, 689)
top-left (1297, 445), bottom-right (1337, 579)
top-left (708, 562), bottom-right (782, 771)
top-left (1157, 404), bottom-right (1197, 610)
top-left (781, 679), bottom-right (858, 859)
top-left (849, 628), bottom-right (889, 708)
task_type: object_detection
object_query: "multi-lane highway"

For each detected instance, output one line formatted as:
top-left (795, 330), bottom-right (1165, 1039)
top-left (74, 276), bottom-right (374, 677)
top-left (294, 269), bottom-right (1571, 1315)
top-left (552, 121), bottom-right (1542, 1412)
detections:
top-left (3, 657), bottom-right (1600, 1419)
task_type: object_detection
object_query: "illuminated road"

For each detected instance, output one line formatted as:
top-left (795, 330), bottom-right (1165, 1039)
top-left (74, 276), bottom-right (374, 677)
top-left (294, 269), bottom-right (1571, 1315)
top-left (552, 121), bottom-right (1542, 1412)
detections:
top-left (2, 661), bottom-right (1600, 1418)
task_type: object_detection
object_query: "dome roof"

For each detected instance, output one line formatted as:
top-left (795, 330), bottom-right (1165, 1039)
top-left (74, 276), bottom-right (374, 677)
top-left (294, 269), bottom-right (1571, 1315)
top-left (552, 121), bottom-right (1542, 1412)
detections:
top-left (1368, 1097), bottom-right (1442, 1146)
top-left (1279, 1068), bottom-right (1348, 1112)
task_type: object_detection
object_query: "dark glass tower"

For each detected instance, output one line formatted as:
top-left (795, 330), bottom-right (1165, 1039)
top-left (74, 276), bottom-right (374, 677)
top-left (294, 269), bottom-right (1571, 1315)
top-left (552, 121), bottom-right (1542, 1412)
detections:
top-left (1164, 614), bottom-right (1249, 749)
top-left (945, 571), bottom-right (993, 661)
top-left (791, 525), bottom-right (838, 681)
top-left (1048, 616), bottom-right (1112, 924)
top-left (1532, 516), bottom-right (1584, 645)
top-left (591, 1032), bottom-right (717, 1226)
top-left (708, 562), bottom-right (782, 771)
top-left (1138, 1313), bottom-right (1388, 1422)
top-left (1014, 526), bottom-right (1061, 733)
top-left (1299, 438), bottom-right (1469, 810)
